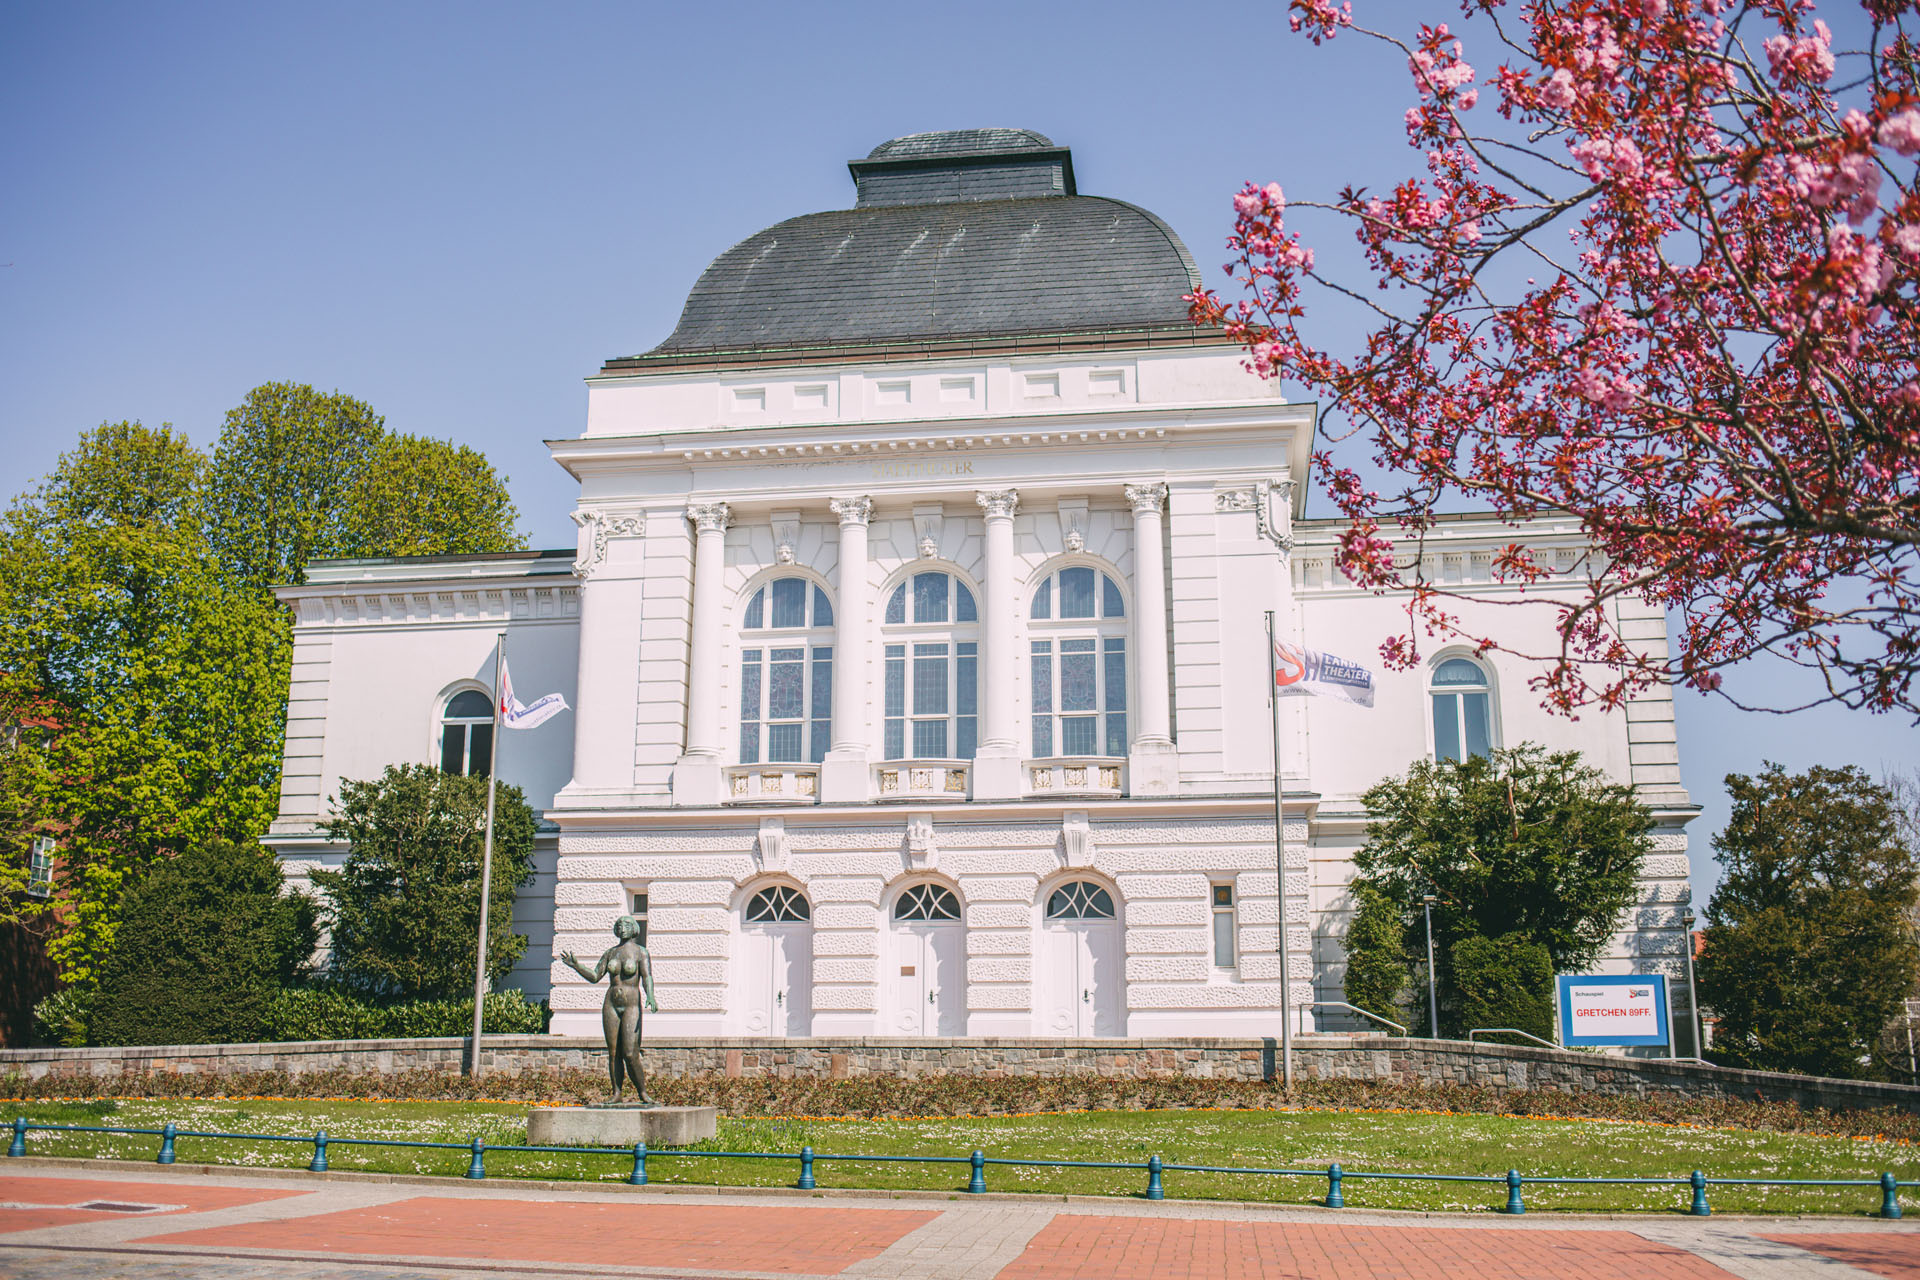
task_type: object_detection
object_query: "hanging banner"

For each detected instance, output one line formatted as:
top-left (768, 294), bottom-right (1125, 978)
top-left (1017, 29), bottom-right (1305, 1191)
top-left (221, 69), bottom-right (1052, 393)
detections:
top-left (1557, 973), bottom-right (1670, 1047)
top-left (1272, 639), bottom-right (1376, 708)
top-left (499, 658), bottom-right (570, 730)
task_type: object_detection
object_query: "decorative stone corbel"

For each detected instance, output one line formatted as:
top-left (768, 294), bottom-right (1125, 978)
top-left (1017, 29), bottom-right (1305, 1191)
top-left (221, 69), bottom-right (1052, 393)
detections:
top-left (771, 510), bottom-right (800, 566)
top-left (913, 503), bottom-right (944, 559)
top-left (1255, 478), bottom-right (1296, 554)
top-left (904, 813), bottom-right (938, 871)
top-left (756, 817), bottom-right (789, 873)
top-left (571, 508), bottom-right (645, 579)
top-left (1060, 810), bottom-right (1095, 869)
top-left (1057, 498), bottom-right (1089, 554)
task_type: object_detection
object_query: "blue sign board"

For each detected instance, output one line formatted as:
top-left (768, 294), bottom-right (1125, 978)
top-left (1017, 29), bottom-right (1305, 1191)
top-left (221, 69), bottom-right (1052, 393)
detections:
top-left (1556, 973), bottom-right (1669, 1047)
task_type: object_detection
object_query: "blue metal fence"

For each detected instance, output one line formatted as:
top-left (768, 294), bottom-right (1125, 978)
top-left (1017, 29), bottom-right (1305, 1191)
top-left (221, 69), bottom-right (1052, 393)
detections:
top-left (5, 1115), bottom-right (1909, 1217)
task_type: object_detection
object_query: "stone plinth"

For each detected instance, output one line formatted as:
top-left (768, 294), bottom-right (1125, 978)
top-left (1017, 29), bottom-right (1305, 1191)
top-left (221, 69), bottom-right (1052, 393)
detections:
top-left (527, 1104), bottom-right (717, 1148)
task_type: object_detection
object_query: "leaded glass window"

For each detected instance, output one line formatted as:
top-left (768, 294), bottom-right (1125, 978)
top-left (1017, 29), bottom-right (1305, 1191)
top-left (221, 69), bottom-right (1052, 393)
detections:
top-left (881, 571), bottom-right (978, 760)
top-left (738, 577), bottom-right (833, 764)
top-left (1430, 657), bottom-right (1494, 763)
top-left (1046, 881), bottom-right (1115, 920)
top-left (746, 884), bottom-right (811, 923)
top-left (1028, 567), bottom-right (1128, 758)
top-left (893, 883), bottom-right (962, 921)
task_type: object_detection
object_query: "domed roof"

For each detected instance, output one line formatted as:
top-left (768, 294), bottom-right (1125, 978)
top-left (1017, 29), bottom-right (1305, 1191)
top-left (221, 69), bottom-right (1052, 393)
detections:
top-left (619, 130), bottom-right (1204, 366)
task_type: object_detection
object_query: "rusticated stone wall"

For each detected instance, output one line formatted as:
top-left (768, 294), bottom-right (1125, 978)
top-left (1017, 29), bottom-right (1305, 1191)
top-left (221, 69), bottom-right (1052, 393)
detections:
top-left (4, 1035), bottom-right (1916, 1115)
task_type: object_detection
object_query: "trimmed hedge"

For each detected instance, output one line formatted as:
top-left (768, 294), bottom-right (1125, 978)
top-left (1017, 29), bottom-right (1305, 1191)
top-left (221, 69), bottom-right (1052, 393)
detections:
top-left (263, 988), bottom-right (547, 1041)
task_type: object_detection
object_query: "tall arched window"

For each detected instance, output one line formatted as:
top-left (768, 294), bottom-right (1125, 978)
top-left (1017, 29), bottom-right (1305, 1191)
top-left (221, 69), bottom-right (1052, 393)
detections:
top-left (882, 570), bottom-right (978, 760)
top-left (740, 577), bottom-right (833, 764)
top-left (1029, 565), bottom-right (1127, 757)
top-left (439, 689), bottom-right (494, 777)
top-left (1430, 657), bottom-right (1494, 763)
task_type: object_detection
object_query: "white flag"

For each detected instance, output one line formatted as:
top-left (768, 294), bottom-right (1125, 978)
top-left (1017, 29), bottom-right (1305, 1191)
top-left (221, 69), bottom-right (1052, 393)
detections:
top-left (499, 658), bottom-right (569, 730)
top-left (1272, 639), bottom-right (1376, 708)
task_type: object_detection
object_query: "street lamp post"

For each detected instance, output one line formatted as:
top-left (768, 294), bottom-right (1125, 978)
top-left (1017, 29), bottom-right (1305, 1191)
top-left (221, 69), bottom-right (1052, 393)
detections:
top-left (1681, 908), bottom-right (1703, 1059)
top-left (1422, 894), bottom-right (1439, 1038)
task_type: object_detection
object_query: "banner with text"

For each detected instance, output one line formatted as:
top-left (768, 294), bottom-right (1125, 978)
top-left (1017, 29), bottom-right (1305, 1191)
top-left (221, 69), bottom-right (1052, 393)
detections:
top-left (1556, 973), bottom-right (1670, 1047)
top-left (1272, 640), bottom-right (1376, 708)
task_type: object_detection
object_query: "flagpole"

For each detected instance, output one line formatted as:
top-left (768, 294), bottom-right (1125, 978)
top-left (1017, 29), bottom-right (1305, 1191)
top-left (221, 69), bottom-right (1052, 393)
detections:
top-left (1265, 610), bottom-right (1293, 1092)
top-left (468, 631), bottom-right (505, 1078)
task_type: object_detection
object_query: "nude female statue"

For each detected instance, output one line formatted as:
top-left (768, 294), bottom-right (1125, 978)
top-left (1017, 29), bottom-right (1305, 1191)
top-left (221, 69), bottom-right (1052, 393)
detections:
top-left (560, 914), bottom-right (659, 1104)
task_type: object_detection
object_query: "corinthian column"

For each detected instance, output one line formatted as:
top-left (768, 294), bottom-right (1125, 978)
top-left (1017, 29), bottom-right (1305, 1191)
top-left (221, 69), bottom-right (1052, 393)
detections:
top-left (972, 488), bottom-right (1022, 800)
top-left (821, 495), bottom-right (873, 803)
top-left (673, 501), bottom-right (730, 805)
top-left (1125, 482), bottom-right (1178, 794)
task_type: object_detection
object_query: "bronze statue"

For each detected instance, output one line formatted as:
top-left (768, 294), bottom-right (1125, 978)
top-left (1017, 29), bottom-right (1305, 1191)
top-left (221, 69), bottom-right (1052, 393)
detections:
top-left (561, 914), bottom-right (659, 1104)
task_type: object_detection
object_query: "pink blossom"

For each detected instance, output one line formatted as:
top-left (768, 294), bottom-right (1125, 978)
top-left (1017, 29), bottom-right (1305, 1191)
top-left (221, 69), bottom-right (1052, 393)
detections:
top-left (1764, 19), bottom-right (1835, 85)
top-left (1541, 68), bottom-right (1576, 110)
top-left (1890, 225), bottom-right (1920, 256)
top-left (1642, 0), bottom-right (1667, 19)
top-left (1878, 109), bottom-right (1920, 157)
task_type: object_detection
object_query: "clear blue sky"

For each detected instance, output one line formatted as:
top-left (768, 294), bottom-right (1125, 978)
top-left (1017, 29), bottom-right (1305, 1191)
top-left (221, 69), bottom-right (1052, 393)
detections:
top-left (2, 1), bottom-right (1912, 906)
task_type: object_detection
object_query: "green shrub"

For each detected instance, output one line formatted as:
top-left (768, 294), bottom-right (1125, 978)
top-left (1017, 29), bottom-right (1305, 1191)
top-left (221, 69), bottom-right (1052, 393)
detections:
top-left (263, 986), bottom-right (548, 1041)
top-left (89, 841), bottom-right (317, 1047)
top-left (1451, 932), bottom-right (1554, 1044)
top-left (31, 987), bottom-right (94, 1047)
top-left (1342, 883), bottom-right (1410, 1027)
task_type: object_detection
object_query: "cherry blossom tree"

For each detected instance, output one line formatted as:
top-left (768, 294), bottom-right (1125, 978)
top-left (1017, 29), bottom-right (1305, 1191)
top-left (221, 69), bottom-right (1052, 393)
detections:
top-left (1190, 0), bottom-right (1920, 716)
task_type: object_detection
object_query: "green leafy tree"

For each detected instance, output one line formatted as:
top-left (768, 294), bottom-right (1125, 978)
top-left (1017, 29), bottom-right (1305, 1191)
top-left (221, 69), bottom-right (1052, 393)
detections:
top-left (1452, 933), bottom-right (1555, 1045)
top-left (1343, 744), bottom-right (1652, 1037)
top-left (0, 424), bottom-right (290, 983)
top-left (1697, 764), bottom-right (1920, 1080)
top-left (311, 764), bottom-right (535, 1002)
top-left (89, 841), bottom-right (317, 1046)
top-left (338, 433), bottom-right (524, 558)
top-left (204, 382), bottom-right (384, 588)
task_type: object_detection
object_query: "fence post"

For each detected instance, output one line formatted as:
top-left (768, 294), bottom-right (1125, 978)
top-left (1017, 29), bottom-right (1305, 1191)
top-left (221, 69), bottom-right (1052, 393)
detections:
top-left (1325, 1163), bottom-right (1344, 1209)
top-left (1882, 1172), bottom-right (1902, 1220)
top-left (464, 1137), bottom-right (486, 1180)
top-left (1145, 1155), bottom-right (1165, 1201)
top-left (309, 1130), bottom-right (328, 1174)
top-left (1688, 1170), bottom-right (1710, 1217)
top-left (7, 1119), bottom-right (24, 1159)
top-left (156, 1123), bottom-right (176, 1166)
top-left (968, 1150), bottom-right (986, 1194)
top-left (629, 1142), bottom-right (647, 1186)
top-left (799, 1146), bottom-right (816, 1191)
top-left (1502, 1169), bottom-right (1524, 1215)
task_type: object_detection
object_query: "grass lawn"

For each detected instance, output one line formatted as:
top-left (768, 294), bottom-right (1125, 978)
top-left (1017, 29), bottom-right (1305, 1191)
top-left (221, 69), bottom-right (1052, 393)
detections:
top-left (4, 1097), bottom-right (1915, 1215)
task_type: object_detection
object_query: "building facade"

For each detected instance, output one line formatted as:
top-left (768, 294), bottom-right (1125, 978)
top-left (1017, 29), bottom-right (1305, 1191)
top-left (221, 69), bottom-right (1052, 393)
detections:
top-left (267, 130), bottom-right (1696, 1040)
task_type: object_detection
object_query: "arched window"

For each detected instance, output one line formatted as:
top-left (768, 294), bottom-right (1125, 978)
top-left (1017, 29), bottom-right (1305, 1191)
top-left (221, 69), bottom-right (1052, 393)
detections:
top-left (439, 689), bottom-right (494, 777)
top-left (882, 570), bottom-right (978, 760)
top-left (745, 884), bottom-right (811, 923)
top-left (740, 576), bottom-right (833, 764)
top-left (1046, 881), bottom-right (1116, 920)
top-left (1029, 566), bottom-right (1127, 758)
top-left (1430, 656), bottom-right (1494, 763)
top-left (893, 883), bottom-right (962, 921)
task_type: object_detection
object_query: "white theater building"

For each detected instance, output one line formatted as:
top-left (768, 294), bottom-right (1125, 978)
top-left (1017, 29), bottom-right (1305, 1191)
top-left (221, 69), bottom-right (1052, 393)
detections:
top-left (268, 130), bottom-right (1697, 1041)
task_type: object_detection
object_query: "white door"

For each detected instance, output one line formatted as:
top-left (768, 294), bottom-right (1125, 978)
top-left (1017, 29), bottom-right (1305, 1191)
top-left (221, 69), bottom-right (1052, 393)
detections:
top-left (740, 925), bottom-right (812, 1036)
top-left (889, 884), bottom-right (965, 1035)
top-left (740, 885), bottom-right (814, 1036)
top-left (1041, 881), bottom-right (1123, 1037)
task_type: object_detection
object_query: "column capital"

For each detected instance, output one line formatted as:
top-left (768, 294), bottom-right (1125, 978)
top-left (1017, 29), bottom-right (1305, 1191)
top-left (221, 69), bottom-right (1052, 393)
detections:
top-left (686, 502), bottom-right (731, 534)
top-left (1124, 482), bottom-right (1167, 515)
top-left (975, 489), bottom-right (1019, 520)
top-left (829, 495), bottom-right (874, 527)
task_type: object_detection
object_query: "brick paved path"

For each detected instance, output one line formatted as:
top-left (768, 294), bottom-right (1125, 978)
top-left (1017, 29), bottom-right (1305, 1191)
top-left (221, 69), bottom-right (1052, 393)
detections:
top-left (4, 1164), bottom-right (1919, 1280)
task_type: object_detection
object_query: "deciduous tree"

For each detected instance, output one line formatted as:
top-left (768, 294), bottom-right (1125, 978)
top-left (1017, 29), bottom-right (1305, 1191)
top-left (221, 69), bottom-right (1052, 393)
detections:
top-left (338, 433), bottom-right (523, 559)
top-left (1697, 763), bottom-right (1919, 1078)
top-left (1190, 0), bottom-right (1920, 716)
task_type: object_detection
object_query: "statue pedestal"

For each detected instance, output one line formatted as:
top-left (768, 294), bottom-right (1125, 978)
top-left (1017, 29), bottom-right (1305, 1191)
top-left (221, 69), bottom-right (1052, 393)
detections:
top-left (527, 1105), bottom-right (718, 1148)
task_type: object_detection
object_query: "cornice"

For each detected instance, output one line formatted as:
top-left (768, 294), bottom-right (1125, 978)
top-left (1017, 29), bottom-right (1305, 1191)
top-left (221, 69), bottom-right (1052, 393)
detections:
top-left (284, 580), bottom-right (579, 628)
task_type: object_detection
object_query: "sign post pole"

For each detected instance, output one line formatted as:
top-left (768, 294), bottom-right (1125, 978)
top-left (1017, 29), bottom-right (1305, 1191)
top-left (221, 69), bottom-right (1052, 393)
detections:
top-left (467, 632), bottom-right (505, 1077)
top-left (1265, 610), bottom-right (1293, 1092)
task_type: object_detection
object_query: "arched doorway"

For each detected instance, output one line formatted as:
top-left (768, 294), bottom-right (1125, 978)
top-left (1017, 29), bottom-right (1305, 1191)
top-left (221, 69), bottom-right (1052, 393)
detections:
top-left (887, 882), bottom-right (965, 1035)
top-left (737, 884), bottom-right (813, 1036)
top-left (1040, 880), bottom-right (1123, 1036)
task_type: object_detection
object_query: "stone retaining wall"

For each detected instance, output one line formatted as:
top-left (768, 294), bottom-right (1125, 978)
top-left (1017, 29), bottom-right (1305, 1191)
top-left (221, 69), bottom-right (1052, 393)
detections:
top-left (4, 1035), bottom-right (1916, 1115)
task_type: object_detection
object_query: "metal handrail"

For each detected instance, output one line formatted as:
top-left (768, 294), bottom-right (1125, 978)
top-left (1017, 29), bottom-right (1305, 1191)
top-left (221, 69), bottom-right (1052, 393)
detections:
top-left (1468, 1027), bottom-right (1559, 1050)
top-left (1309, 1001), bottom-right (1408, 1037)
top-left (3, 1115), bottom-right (1908, 1218)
